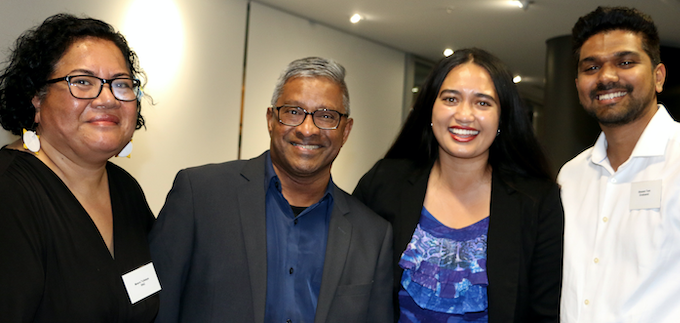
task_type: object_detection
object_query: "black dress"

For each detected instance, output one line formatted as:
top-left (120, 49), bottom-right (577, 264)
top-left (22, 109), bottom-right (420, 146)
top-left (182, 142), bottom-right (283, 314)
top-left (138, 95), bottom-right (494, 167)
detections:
top-left (0, 147), bottom-right (159, 322)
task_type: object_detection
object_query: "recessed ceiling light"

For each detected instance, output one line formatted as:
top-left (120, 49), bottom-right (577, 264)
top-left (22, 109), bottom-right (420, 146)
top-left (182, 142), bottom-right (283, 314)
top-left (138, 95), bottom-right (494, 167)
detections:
top-left (510, 0), bottom-right (531, 10)
top-left (350, 14), bottom-right (362, 24)
top-left (513, 75), bottom-right (522, 83)
top-left (443, 48), bottom-right (454, 57)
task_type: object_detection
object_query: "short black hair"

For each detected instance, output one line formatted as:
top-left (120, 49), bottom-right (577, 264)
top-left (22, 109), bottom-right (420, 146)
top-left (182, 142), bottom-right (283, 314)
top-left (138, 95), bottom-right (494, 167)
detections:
top-left (0, 13), bottom-right (145, 136)
top-left (572, 6), bottom-right (660, 66)
top-left (385, 48), bottom-right (551, 180)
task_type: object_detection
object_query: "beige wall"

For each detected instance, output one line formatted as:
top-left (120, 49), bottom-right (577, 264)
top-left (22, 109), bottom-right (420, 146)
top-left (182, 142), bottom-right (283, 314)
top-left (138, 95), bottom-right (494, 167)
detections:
top-left (0, 0), bottom-right (406, 213)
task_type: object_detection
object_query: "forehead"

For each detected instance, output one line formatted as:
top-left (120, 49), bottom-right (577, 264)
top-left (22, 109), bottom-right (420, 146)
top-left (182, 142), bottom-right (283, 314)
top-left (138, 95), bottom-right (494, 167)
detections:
top-left (278, 76), bottom-right (344, 111)
top-left (440, 63), bottom-right (497, 96)
top-left (579, 30), bottom-right (646, 61)
top-left (52, 37), bottom-right (128, 76)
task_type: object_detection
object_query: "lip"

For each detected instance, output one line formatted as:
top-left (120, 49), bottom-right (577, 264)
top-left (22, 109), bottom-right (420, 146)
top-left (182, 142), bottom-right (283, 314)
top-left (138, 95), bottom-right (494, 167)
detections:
top-left (88, 114), bottom-right (120, 126)
top-left (594, 90), bottom-right (627, 104)
top-left (448, 126), bottom-right (479, 143)
top-left (291, 142), bottom-right (322, 150)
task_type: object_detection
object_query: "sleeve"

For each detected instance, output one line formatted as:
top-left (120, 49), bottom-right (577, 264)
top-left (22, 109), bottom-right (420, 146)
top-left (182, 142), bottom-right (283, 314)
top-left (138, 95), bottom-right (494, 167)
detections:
top-left (0, 182), bottom-right (45, 322)
top-left (367, 220), bottom-right (395, 323)
top-left (148, 170), bottom-right (196, 323)
top-left (528, 183), bottom-right (564, 322)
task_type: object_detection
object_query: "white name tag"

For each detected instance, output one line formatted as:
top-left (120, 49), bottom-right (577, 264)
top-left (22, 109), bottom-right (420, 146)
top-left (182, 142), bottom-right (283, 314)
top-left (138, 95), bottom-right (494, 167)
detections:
top-left (630, 180), bottom-right (662, 210)
top-left (122, 262), bottom-right (161, 304)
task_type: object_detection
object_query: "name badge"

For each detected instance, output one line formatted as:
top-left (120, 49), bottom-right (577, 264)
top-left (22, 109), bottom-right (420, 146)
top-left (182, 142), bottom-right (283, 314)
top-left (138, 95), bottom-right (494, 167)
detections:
top-left (630, 180), bottom-right (662, 210)
top-left (122, 262), bottom-right (161, 304)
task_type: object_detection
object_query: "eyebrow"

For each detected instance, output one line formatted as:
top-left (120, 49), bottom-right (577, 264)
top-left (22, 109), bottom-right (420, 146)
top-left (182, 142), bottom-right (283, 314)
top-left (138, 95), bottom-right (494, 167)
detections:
top-left (439, 89), bottom-right (498, 105)
top-left (279, 102), bottom-right (340, 111)
top-left (66, 69), bottom-right (132, 78)
top-left (579, 51), bottom-right (641, 64)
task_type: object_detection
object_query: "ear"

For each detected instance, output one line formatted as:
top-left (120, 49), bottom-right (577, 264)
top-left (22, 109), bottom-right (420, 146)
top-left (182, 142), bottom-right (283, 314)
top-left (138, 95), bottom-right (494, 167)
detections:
top-left (654, 63), bottom-right (667, 94)
top-left (266, 107), bottom-right (275, 136)
top-left (341, 117), bottom-right (353, 146)
top-left (31, 95), bottom-right (42, 124)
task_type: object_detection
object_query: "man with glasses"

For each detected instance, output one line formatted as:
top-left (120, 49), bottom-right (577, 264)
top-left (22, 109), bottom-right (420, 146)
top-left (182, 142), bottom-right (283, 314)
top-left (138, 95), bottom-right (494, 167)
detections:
top-left (150, 57), bottom-right (393, 323)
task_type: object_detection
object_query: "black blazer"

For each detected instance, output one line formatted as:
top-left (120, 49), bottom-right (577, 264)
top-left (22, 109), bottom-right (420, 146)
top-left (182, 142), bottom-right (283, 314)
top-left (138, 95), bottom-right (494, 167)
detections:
top-left (353, 158), bottom-right (563, 323)
top-left (149, 153), bottom-right (393, 323)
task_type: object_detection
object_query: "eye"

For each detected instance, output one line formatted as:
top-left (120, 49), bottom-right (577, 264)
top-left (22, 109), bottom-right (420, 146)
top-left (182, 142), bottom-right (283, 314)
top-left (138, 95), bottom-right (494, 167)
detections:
top-left (316, 111), bottom-right (337, 120)
top-left (441, 96), bottom-right (459, 104)
top-left (113, 79), bottom-right (133, 89)
top-left (619, 60), bottom-right (636, 67)
top-left (582, 65), bottom-right (599, 73)
top-left (70, 77), bottom-right (94, 86)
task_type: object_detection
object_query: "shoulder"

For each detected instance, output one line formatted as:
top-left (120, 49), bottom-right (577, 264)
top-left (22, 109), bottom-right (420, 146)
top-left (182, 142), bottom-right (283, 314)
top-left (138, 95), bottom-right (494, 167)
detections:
top-left (358, 158), bottom-right (427, 188)
top-left (497, 171), bottom-right (560, 202)
top-left (557, 146), bottom-right (594, 184)
top-left (176, 156), bottom-right (260, 184)
top-left (335, 186), bottom-right (390, 229)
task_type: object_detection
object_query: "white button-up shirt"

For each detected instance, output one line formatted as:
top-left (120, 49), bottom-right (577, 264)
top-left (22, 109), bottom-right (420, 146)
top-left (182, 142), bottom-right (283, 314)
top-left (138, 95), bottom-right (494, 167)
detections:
top-left (558, 106), bottom-right (680, 322)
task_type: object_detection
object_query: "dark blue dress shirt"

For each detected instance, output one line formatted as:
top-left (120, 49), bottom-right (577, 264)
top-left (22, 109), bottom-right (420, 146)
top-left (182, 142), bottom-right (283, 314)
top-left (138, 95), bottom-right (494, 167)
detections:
top-left (263, 152), bottom-right (334, 323)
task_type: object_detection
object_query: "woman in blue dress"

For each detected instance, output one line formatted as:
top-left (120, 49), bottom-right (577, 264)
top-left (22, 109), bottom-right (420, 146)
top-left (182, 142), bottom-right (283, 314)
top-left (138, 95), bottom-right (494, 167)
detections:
top-left (354, 48), bottom-right (563, 322)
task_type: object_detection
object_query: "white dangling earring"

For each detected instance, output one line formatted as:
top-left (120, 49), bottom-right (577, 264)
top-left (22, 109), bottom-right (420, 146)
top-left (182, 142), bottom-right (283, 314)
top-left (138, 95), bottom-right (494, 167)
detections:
top-left (22, 128), bottom-right (41, 154)
top-left (117, 140), bottom-right (133, 158)
top-left (496, 128), bottom-right (501, 137)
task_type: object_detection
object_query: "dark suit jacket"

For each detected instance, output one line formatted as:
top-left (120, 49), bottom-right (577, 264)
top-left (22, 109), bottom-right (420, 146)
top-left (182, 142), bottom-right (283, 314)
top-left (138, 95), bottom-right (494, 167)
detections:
top-left (149, 153), bottom-right (393, 323)
top-left (353, 158), bottom-right (563, 323)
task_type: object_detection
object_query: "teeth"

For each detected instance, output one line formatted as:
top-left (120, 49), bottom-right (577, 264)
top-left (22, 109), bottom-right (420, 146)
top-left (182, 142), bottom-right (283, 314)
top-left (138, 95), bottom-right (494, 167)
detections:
top-left (292, 143), bottom-right (320, 149)
top-left (449, 128), bottom-right (479, 136)
top-left (598, 91), bottom-right (626, 101)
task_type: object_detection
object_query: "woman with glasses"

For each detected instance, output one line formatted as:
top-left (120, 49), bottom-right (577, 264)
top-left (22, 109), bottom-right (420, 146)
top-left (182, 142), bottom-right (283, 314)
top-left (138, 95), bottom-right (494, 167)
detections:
top-left (0, 14), bottom-right (158, 322)
top-left (354, 48), bottom-right (563, 322)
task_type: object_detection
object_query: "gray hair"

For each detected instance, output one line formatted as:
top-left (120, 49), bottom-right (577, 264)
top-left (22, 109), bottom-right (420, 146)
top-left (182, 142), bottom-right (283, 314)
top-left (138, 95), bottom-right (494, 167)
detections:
top-left (270, 57), bottom-right (350, 115)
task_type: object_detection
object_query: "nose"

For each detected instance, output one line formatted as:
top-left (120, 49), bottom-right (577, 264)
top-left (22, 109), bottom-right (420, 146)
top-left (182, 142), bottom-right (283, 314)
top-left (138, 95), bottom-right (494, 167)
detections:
top-left (598, 62), bottom-right (619, 84)
top-left (296, 112), bottom-right (320, 137)
top-left (453, 100), bottom-right (475, 124)
top-left (93, 83), bottom-right (120, 108)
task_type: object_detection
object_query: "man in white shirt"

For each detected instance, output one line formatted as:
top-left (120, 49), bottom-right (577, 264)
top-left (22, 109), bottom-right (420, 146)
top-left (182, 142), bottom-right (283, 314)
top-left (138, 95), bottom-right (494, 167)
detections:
top-left (558, 6), bottom-right (680, 322)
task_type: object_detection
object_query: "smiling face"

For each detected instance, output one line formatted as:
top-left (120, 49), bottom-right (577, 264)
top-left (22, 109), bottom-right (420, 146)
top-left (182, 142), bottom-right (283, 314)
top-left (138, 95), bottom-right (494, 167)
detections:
top-left (576, 29), bottom-right (665, 126)
top-left (32, 37), bottom-right (137, 162)
top-left (267, 76), bottom-right (353, 180)
top-left (431, 62), bottom-right (500, 164)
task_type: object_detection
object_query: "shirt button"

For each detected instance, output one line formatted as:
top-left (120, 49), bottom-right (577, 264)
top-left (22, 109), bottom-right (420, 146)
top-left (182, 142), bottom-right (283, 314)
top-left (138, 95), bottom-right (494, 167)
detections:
top-left (594, 258), bottom-right (599, 264)
top-left (603, 217), bottom-right (608, 223)
top-left (610, 178), bottom-right (617, 183)
top-left (294, 219), bottom-right (298, 225)
top-left (289, 267), bottom-right (294, 274)
top-left (584, 299), bottom-right (590, 305)
top-left (286, 320), bottom-right (292, 323)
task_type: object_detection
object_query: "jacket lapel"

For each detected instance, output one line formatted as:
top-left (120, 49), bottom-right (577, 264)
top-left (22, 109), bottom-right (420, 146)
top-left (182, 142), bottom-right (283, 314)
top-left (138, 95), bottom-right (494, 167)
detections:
top-left (314, 186), bottom-right (352, 323)
top-left (487, 173), bottom-right (521, 322)
top-left (238, 154), bottom-right (268, 323)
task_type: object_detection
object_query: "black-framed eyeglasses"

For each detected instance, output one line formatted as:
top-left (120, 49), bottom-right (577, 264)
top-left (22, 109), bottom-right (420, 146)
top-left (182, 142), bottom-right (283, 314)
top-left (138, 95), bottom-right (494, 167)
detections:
top-left (46, 75), bottom-right (141, 102)
top-left (274, 106), bottom-right (348, 130)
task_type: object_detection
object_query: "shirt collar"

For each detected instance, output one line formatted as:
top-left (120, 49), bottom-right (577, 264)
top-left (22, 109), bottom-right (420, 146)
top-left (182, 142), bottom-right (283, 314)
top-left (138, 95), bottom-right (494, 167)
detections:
top-left (591, 104), bottom-right (672, 166)
top-left (264, 150), bottom-right (335, 201)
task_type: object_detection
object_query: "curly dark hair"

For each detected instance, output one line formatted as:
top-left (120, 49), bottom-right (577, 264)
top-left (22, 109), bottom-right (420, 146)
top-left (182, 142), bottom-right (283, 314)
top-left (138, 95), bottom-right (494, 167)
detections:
top-left (0, 13), bottom-right (146, 136)
top-left (385, 48), bottom-right (552, 181)
top-left (572, 6), bottom-right (660, 67)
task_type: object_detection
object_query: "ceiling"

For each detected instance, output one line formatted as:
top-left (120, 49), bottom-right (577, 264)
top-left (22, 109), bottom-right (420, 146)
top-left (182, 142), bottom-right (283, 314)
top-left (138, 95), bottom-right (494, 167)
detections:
top-left (252, 0), bottom-right (680, 100)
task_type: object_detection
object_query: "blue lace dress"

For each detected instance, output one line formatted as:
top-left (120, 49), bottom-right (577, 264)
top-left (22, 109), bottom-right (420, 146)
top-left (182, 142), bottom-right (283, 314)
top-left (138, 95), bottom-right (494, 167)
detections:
top-left (398, 207), bottom-right (489, 323)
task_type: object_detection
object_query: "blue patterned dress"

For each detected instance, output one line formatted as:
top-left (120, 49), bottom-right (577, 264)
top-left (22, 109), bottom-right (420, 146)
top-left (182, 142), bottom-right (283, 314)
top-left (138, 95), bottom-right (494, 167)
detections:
top-left (398, 207), bottom-right (489, 323)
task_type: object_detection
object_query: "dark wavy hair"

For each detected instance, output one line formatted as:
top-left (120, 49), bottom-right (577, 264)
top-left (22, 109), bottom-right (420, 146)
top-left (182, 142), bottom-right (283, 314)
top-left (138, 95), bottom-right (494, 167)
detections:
top-left (572, 6), bottom-right (660, 66)
top-left (0, 13), bottom-right (145, 136)
top-left (385, 48), bottom-right (551, 180)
